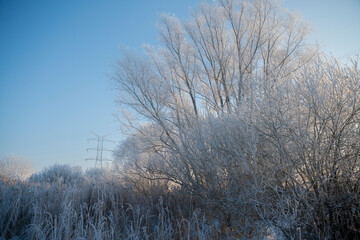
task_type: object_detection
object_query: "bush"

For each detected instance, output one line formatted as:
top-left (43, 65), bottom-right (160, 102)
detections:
top-left (0, 168), bottom-right (220, 240)
top-left (30, 164), bottom-right (84, 185)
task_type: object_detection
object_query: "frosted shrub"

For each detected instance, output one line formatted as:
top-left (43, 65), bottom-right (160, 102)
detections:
top-left (0, 164), bottom-right (219, 240)
top-left (30, 164), bottom-right (84, 185)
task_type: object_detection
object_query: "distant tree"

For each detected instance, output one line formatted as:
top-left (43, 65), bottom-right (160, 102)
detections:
top-left (0, 155), bottom-right (32, 181)
top-left (30, 164), bottom-right (84, 185)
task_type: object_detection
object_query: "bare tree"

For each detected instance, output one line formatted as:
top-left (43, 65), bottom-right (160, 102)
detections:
top-left (115, 0), bottom-right (313, 121)
top-left (0, 155), bottom-right (32, 181)
top-left (114, 0), bottom-right (313, 193)
top-left (112, 0), bottom-right (360, 238)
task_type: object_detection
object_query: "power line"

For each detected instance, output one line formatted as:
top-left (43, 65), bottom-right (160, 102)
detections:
top-left (86, 132), bottom-right (115, 168)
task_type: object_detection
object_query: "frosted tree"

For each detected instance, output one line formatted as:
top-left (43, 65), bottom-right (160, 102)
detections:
top-left (0, 155), bottom-right (32, 181)
top-left (114, 0), bottom-right (360, 237)
top-left (113, 0), bottom-right (314, 192)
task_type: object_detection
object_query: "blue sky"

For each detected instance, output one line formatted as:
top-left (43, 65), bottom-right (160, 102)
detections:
top-left (0, 0), bottom-right (359, 172)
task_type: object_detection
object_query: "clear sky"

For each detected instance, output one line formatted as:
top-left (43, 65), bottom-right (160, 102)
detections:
top-left (0, 0), bottom-right (359, 172)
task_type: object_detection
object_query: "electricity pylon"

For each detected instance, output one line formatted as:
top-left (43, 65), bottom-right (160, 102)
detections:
top-left (86, 132), bottom-right (115, 168)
